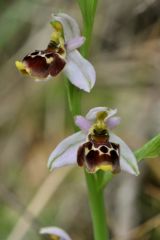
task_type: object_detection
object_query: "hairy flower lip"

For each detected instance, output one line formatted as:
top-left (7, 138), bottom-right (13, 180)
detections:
top-left (48, 107), bottom-right (139, 176)
top-left (77, 138), bottom-right (121, 174)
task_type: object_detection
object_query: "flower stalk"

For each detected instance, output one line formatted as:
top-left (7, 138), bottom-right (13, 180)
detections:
top-left (85, 172), bottom-right (109, 240)
top-left (66, 1), bottom-right (109, 239)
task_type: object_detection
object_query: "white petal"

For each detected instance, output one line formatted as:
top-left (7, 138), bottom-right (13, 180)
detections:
top-left (66, 36), bottom-right (85, 51)
top-left (40, 226), bottom-right (71, 240)
top-left (106, 117), bottom-right (121, 129)
top-left (86, 107), bottom-right (117, 122)
top-left (109, 132), bottom-right (139, 176)
top-left (74, 115), bottom-right (91, 133)
top-left (51, 13), bottom-right (80, 42)
top-left (48, 131), bottom-right (86, 170)
top-left (63, 50), bottom-right (96, 92)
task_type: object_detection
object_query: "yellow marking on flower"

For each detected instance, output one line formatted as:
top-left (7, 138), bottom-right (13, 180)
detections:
top-left (59, 37), bottom-right (65, 48)
top-left (96, 111), bottom-right (107, 129)
top-left (85, 148), bottom-right (90, 155)
top-left (46, 57), bottom-right (54, 64)
top-left (51, 21), bottom-right (63, 32)
top-left (50, 235), bottom-right (60, 240)
top-left (41, 234), bottom-right (60, 240)
top-left (51, 31), bottom-right (62, 43)
top-left (96, 165), bottom-right (113, 172)
top-left (50, 32), bottom-right (65, 56)
top-left (89, 111), bottom-right (108, 135)
top-left (50, 20), bottom-right (65, 49)
top-left (15, 61), bottom-right (30, 75)
top-left (58, 38), bottom-right (66, 58)
top-left (97, 111), bottom-right (107, 121)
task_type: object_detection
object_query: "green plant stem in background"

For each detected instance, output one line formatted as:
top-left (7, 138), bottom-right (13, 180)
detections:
top-left (85, 172), bottom-right (109, 240)
top-left (77, 0), bottom-right (98, 57)
top-left (65, 1), bottom-right (109, 239)
top-left (135, 134), bottom-right (160, 161)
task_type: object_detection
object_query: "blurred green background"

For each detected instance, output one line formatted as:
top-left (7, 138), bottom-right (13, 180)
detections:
top-left (0, 0), bottom-right (160, 239)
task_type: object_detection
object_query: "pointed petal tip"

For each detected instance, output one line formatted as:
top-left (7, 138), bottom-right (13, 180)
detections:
top-left (134, 167), bottom-right (140, 176)
top-left (66, 36), bottom-right (86, 51)
top-left (119, 156), bottom-right (140, 176)
top-left (83, 87), bottom-right (90, 93)
top-left (47, 154), bottom-right (56, 171)
top-left (15, 61), bottom-right (29, 75)
top-left (106, 116), bottom-right (121, 129)
top-left (125, 165), bottom-right (140, 176)
top-left (74, 115), bottom-right (91, 133)
top-left (47, 162), bottom-right (53, 171)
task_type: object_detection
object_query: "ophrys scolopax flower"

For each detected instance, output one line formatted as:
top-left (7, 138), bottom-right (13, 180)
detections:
top-left (48, 107), bottom-right (139, 176)
top-left (16, 13), bottom-right (96, 92)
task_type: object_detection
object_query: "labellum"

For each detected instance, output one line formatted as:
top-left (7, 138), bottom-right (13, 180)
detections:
top-left (16, 21), bottom-right (66, 80)
top-left (77, 112), bottom-right (120, 173)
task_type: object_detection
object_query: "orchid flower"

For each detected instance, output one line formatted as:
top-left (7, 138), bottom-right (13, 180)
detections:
top-left (48, 107), bottom-right (139, 176)
top-left (15, 13), bottom-right (96, 92)
top-left (40, 226), bottom-right (71, 240)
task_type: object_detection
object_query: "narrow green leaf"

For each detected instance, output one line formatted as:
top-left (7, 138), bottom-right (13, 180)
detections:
top-left (76, 0), bottom-right (98, 57)
top-left (135, 134), bottom-right (160, 161)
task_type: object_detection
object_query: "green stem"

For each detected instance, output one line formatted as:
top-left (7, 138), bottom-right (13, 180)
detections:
top-left (65, 78), bottom-right (82, 130)
top-left (65, 1), bottom-right (109, 239)
top-left (85, 172), bottom-right (109, 240)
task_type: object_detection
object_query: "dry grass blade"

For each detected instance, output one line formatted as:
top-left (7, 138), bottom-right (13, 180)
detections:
top-left (112, 214), bottom-right (160, 240)
top-left (7, 167), bottom-right (72, 240)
